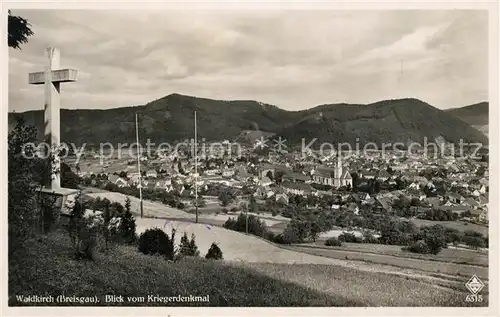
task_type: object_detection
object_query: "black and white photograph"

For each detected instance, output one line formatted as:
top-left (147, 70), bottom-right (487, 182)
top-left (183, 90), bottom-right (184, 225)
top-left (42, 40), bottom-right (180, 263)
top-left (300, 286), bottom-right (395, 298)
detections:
top-left (4, 1), bottom-right (498, 313)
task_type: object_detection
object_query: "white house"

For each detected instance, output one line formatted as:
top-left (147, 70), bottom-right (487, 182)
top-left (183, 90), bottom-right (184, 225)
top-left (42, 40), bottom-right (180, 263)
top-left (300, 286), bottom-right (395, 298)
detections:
top-left (146, 169), bottom-right (158, 178)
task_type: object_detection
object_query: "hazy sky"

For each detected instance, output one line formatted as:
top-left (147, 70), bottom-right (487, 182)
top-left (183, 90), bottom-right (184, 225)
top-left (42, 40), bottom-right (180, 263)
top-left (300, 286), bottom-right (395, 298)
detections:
top-left (9, 9), bottom-right (488, 112)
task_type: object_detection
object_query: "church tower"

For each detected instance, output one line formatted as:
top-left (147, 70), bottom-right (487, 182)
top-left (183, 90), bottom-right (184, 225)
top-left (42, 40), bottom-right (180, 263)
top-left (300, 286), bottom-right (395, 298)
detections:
top-left (334, 155), bottom-right (342, 187)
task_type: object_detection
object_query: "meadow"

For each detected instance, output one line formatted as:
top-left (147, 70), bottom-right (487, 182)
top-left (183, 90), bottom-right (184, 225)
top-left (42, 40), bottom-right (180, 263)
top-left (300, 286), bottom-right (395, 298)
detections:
top-left (8, 231), bottom-right (481, 307)
top-left (411, 218), bottom-right (488, 236)
top-left (282, 244), bottom-right (489, 281)
top-left (307, 241), bottom-right (489, 266)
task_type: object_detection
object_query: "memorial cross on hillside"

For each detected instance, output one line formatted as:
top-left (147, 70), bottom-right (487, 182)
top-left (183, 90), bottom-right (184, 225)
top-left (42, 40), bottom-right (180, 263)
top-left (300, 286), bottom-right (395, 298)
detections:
top-left (29, 47), bottom-right (78, 189)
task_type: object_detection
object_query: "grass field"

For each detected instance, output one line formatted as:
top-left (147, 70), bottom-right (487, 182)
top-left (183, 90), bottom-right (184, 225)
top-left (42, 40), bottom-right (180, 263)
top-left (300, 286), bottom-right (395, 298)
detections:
top-left (306, 241), bottom-right (488, 267)
top-left (282, 244), bottom-right (489, 281)
top-left (237, 262), bottom-right (482, 307)
top-left (8, 232), bottom-right (481, 307)
top-left (411, 218), bottom-right (488, 236)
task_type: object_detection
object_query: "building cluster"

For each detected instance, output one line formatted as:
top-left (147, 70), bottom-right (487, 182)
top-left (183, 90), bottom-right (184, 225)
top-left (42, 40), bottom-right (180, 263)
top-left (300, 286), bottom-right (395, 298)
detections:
top-left (76, 146), bottom-right (489, 224)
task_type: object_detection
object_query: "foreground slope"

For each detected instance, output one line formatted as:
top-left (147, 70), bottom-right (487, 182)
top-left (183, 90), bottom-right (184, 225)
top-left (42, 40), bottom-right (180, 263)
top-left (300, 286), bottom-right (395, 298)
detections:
top-left (8, 232), bottom-right (477, 306)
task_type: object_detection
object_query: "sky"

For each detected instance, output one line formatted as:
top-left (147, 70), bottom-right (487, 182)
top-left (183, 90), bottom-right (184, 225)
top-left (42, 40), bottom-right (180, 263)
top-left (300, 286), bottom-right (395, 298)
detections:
top-left (8, 9), bottom-right (488, 112)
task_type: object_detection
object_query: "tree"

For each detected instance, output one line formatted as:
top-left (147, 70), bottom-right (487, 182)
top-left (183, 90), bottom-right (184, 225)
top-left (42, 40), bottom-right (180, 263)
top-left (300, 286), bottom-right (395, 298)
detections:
top-left (179, 232), bottom-right (200, 257)
top-left (8, 117), bottom-right (40, 239)
top-left (422, 225), bottom-right (448, 255)
top-left (119, 196), bottom-right (136, 244)
top-left (266, 170), bottom-right (274, 181)
top-left (8, 11), bottom-right (34, 50)
top-left (351, 172), bottom-right (360, 191)
top-left (61, 162), bottom-right (80, 189)
top-left (138, 228), bottom-right (176, 260)
top-left (218, 189), bottom-right (234, 207)
top-left (274, 171), bottom-right (285, 184)
top-left (308, 221), bottom-right (322, 242)
top-left (205, 243), bottom-right (223, 260)
top-left (249, 195), bottom-right (258, 213)
top-left (476, 166), bottom-right (486, 177)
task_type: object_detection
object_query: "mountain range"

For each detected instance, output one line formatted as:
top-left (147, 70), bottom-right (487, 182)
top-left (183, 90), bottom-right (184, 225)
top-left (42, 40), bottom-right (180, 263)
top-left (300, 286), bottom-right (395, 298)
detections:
top-left (445, 102), bottom-right (489, 137)
top-left (8, 93), bottom-right (488, 148)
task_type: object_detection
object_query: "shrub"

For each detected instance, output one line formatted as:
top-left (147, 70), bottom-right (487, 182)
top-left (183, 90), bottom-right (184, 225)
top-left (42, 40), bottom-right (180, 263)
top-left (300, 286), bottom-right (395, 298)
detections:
top-left (338, 232), bottom-right (361, 243)
top-left (271, 210), bottom-right (278, 217)
top-left (421, 225), bottom-right (448, 254)
top-left (265, 232), bottom-right (283, 244)
top-left (223, 213), bottom-right (268, 237)
top-left (280, 224), bottom-right (303, 244)
top-left (68, 200), bottom-right (105, 260)
top-left (205, 242), bottom-right (223, 260)
top-left (462, 235), bottom-right (485, 250)
top-left (325, 237), bottom-right (342, 247)
top-left (362, 231), bottom-right (379, 244)
top-left (179, 232), bottom-right (200, 257)
top-left (138, 228), bottom-right (176, 260)
top-left (404, 240), bottom-right (430, 254)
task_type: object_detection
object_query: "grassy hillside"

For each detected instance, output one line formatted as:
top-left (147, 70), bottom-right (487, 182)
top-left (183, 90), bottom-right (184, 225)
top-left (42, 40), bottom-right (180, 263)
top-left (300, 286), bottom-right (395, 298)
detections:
top-left (8, 95), bottom-right (488, 147)
top-left (8, 231), bottom-right (477, 307)
top-left (8, 231), bottom-right (360, 307)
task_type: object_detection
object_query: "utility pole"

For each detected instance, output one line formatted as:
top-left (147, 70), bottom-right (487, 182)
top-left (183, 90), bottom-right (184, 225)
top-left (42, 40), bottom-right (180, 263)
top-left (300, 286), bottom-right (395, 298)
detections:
top-left (194, 111), bottom-right (198, 224)
top-left (135, 113), bottom-right (144, 218)
top-left (246, 208), bottom-right (249, 235)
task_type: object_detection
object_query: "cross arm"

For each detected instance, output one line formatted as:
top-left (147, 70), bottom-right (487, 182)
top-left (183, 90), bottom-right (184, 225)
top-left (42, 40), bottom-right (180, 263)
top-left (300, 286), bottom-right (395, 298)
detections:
top-left (29, 69), bottom-right (78, 85)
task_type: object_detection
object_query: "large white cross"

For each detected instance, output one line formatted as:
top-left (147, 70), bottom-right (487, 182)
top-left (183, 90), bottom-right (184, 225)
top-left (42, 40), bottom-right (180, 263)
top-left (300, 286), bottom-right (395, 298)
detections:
top-left (29, 47), bottom-right (78, 189)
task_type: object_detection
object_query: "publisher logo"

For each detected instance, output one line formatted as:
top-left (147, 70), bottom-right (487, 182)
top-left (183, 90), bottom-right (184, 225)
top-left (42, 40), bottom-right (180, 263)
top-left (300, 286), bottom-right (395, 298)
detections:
top-left (465, 274), bottom-right (485, 303)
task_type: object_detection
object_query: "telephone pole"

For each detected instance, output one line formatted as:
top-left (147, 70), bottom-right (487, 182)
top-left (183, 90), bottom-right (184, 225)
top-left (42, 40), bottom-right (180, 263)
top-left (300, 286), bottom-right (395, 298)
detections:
top-left (194, 111), bottom-right (198, 224)
top-left (135, 113), bottom-right (144, 218)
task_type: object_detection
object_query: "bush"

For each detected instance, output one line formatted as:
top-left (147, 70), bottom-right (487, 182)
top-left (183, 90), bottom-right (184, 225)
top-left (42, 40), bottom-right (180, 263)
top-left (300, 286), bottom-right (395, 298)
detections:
top-left (179, 232), bottom-right (200, 257)
top-left (462, 235), bottom-right (485, 250)
top-left (223, 213), bottom-right (268, 237)
top-left (76, 229), bottom-right (97, 260)
top-left (265, 232), bottom-right (286, 244)
top-left (362, 231), bottom-right (379, 244)
top-left (271, 210), bottom-right (278, 217)
top-left (421, 225), bottom-right (447, 255)
top-left (338, 232), bottom-right (361, 243)
top-left (68, 200), bottom-right (103, 260)
top-left (325, 237), bottom-right (342, 247)
top-left (205, 242), bottom-right (223, 260)
top-left (280, 224), bottom-right (303, 244)
top-left (138, 228), bottom-right (176, 260)
top-left (404, 240), bottom-right (430, 254)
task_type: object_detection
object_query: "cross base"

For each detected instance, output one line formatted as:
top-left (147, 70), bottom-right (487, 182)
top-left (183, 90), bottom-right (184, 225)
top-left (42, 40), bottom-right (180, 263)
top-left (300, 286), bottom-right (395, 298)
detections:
top-left (36, 187), bottom-right (80, 228)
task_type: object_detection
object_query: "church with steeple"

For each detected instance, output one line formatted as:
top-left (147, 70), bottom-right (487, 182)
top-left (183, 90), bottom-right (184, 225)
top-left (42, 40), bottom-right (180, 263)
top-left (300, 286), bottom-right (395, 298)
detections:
top-left (312, 156), bottom-right (352, 188)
